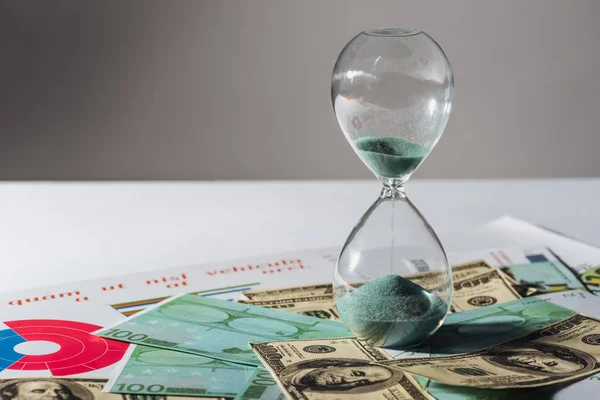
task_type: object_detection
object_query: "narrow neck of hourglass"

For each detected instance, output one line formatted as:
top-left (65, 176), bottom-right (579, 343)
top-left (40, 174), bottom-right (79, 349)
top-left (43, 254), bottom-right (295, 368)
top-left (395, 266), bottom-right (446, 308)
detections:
top-left (380, 179), bottom-right (406, 199)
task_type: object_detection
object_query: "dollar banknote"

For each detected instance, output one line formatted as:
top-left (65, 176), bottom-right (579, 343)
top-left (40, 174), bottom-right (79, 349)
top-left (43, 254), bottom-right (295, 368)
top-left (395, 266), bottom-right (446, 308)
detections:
top-left (451, 260), bottom-right (506, 281)
top-left (96, 294), bottom-right (351, 366)
top-left (105, 345), bottom-right (255, 397)
top-left (241, 261), bottom-right (516, 299)
top-left (251, 337), bottom-right (434, 399)
top-left (240, 295), bottom-right (340, 321)
top-left (242, 284), bottom-right (339, 321)
top-left (0, 377), bottom-right (229, 400)
top-left (451, 269), bottom-right (522, 312)
top-left (243, 284), bottom-right (333, 301)
top-left (404, 260), bottom-right (530, 306)
top-left (377, 313), bottom-right (600, 389)
top-left (240, 261), bottom-right (527, 324)
top-left (452, 260), bottom-right (536, 297)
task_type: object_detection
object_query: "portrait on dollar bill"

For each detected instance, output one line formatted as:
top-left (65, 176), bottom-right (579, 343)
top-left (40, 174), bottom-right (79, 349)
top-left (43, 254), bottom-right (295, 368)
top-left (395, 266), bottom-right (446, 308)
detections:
top-left (482, 342), bottom-right (596, 376)
top-left (277, 358), bottom-right (404, 394)
top-left (0, 379), bottom-right (92, 400)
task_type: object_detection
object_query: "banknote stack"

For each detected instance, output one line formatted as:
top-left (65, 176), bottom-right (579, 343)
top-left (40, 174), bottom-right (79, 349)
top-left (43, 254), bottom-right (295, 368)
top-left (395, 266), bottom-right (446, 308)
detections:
top-left (78, 247), bottom-right (600, 400)
top-left (239, 260), bottom-right (528, 315)
top-left (3, 216), bottom-right (600, 399)
top-left (92, 294), bottom-right (353, 399)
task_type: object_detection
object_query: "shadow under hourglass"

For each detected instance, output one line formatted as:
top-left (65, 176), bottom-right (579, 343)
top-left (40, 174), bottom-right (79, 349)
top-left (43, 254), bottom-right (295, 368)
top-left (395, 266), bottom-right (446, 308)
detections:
top-left (408, 321), bottom-right (537, 355)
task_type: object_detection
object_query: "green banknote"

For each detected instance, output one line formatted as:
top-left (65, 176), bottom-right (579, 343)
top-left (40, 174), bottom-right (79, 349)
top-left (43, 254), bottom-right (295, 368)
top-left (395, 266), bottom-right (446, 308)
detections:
top-left (425, 295), bottom-right (577, 355)
top-left (501, 260), bottom-right (585, 293)
top-left (233, 367), bottom-right (286, 400)
top-left (97, 294), bottom-right (351, 366)
top-left (105, 345), bottom-right (255, 397)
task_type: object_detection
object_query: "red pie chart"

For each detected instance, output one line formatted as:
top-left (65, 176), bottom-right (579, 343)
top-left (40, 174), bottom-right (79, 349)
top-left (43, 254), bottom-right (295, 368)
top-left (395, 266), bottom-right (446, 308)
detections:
top-left (0, 319), bottom-right (128, 376)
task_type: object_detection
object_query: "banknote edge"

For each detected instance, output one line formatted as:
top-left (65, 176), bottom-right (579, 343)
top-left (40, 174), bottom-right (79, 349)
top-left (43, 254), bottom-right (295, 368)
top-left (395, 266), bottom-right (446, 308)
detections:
top-left (93, 293), bottom-right (188, 335)
top-left (102, 343), bottom-right (137, 393)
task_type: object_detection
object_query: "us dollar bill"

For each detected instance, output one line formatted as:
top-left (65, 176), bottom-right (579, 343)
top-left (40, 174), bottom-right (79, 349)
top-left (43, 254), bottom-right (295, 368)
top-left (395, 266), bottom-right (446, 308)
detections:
top-left (240, 261), bottom-right (528, 322)
top-left (452, 260), bottom-right (498, 280)
top-left (452, 260), bottom-right (536, 296)
top-left (243, 284), bottom-right (333, 301)
top-left (240, 295), bottom-right (339, 321)
top-left (452, 269), bottom-right (522, 312)
top-left (404, 261), bottom-right (523, 312)
top-left (404, 260), bottom-right (530, 297)
top-left (251, 337), bottom-right (434, 400)
top-left (377, 313), bottom-right (600, 389)
top-left (0, 377), bottom-right (228, 400)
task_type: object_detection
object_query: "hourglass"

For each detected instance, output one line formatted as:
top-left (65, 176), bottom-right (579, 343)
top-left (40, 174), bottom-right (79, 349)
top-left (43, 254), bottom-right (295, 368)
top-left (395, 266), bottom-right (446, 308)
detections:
top-left (331, 28), bottom-right (454, 348)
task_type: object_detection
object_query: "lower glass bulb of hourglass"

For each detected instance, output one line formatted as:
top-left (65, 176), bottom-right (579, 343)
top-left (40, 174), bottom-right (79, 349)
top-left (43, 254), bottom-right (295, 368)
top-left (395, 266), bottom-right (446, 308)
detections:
top-left (333, 185), bottom-right (452, 348)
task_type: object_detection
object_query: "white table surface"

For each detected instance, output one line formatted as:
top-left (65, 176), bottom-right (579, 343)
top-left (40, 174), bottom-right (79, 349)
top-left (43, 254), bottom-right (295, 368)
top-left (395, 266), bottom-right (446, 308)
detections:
top-left (1, 178), bottom-right (599, 294)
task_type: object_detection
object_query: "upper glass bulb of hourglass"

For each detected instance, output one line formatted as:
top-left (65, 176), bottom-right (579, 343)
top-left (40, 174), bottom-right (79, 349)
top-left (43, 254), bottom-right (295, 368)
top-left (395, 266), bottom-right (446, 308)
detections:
top-left (331, 28), bottom-right (454, 183)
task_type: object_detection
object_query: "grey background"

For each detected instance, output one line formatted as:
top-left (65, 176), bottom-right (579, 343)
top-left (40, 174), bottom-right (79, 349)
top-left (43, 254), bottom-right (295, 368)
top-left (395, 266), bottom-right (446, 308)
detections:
top-left (1, 0), bottom-right (599, 180)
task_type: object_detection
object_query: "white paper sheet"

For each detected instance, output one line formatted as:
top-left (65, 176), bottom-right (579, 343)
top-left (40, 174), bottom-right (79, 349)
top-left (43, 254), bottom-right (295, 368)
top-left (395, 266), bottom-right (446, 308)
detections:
top-left (0, 247), bottom-right (340, 316)
top-left (484, 216), bottom-right (600, 275)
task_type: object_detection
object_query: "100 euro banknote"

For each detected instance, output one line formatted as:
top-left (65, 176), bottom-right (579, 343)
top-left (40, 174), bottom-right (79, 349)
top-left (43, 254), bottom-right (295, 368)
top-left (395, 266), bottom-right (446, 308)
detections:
top-left (96, 294), bottom-right (351, 366)
top-left (106, 345), bottom-right (287, 400)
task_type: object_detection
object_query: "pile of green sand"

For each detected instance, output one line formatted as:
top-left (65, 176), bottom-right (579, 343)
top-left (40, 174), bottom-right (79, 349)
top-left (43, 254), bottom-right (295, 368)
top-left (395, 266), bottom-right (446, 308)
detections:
top-left (337, 274), bottom-right (448, 348)
top-left (355, 136), bottom-right (428, 179)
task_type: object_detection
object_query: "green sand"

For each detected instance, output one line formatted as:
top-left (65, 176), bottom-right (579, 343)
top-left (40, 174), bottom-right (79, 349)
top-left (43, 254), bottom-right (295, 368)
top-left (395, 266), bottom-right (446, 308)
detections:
top-left (355, 136), bottom-right (428, 179)
top-left (337, 274), bottom-right (448, 348)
